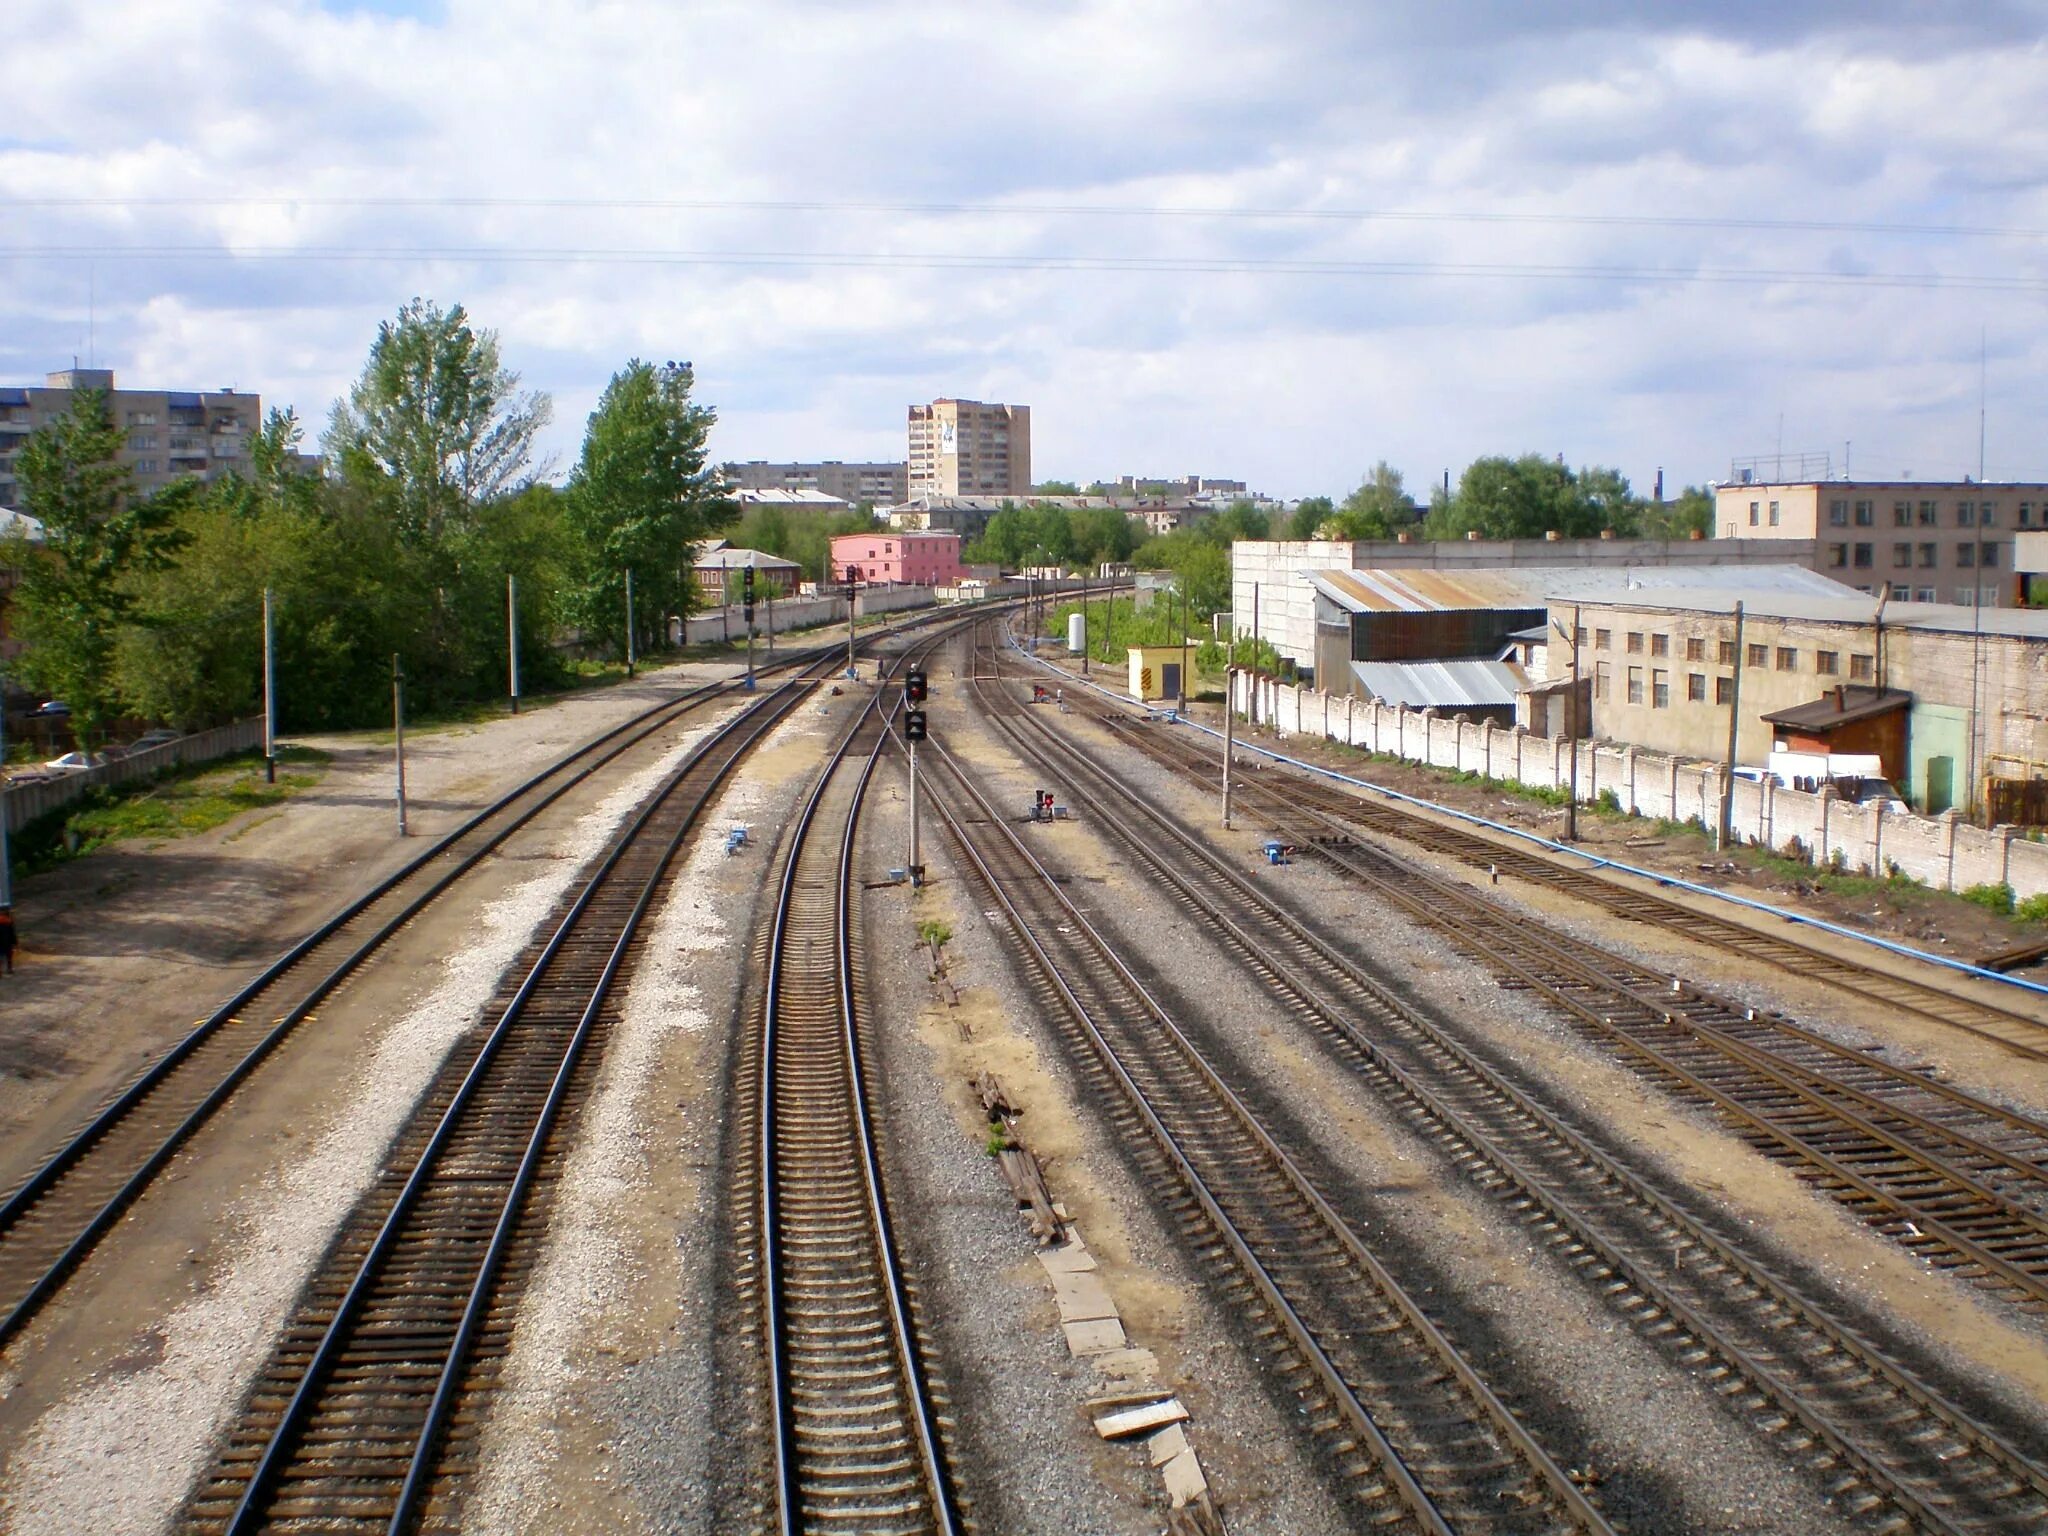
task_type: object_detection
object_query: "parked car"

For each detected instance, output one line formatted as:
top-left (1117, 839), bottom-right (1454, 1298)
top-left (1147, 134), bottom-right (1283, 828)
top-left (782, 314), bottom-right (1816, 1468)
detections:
top-left (42, 751), bottom-right (102, 773)
top-left (33, 700), bottom-right (71, 717)
top-left (128, 727), bottom-right (182, 751)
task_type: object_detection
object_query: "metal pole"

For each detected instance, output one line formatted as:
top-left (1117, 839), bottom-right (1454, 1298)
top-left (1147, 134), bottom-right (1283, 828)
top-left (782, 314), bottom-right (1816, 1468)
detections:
top-left (908, 739), bottom-right (922, 884)
top-left (746, 607), bottom-right (755, 690)
top-left (1717, 601), bottom-right (1746, 850)
top-left (1969, 584), bottom-right (1984, 822)
top-left (262, 586), bottom-right (277, 784)
top-left (846, 568), bottom-right (857, 677)
top-left (1223, 666), bottom-right (1235, 829)
top-left (1081, 573), bottom-right (1090, 677)
top-left (0, 689), bottom-right (13, 910)
top-left (625, 568), bottom-right (636, 677)
top-left (1564, 604), bottom-right (1580, 841)
top-left (766, 586), bottom-right (775, 655)
top-left (507, 572), bottom-right (521, 715)
top-left (393, 653), bottom-right (409, 838)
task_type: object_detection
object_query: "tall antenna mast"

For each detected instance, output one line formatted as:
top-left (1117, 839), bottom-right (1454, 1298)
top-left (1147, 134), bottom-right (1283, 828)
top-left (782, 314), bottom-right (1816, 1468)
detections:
top-left (87, 263), bottom-right (96, 370)
top-left (1979, 326), bottom-right (1987, 483)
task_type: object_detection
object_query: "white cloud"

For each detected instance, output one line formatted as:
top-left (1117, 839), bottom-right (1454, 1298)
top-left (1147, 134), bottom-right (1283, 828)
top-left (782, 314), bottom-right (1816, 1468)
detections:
top-left (2, 0), bottom-right (2045, 497)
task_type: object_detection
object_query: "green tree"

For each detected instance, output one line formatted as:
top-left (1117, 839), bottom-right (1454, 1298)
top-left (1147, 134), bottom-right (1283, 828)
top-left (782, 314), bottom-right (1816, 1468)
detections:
top-left (10, 389), bottom-right (189, 744)
top-left (324, 297), bottom-right (552, 546)
top-left (1287, 495), bottom-right (1335, 539)
top-left (1426, 454), bottom-right (1641, 540)
top-left (1642, 485), bottom-right (1714, 539)
top-left (1032, 479), bottom-right (1082, 495)
top-left (1327, 461), bottom-right (1416, 539)
top-left (1207, 499), bottom-right (1271, 542)
top-left (565, 359), bottom-right (735, 658)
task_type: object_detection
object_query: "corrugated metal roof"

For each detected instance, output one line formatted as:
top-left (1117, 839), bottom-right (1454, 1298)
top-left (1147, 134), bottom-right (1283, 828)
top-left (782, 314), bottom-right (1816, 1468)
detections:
top-left (695, 545), bottom-right (803, 571)
top-left (1565, 590), bottom-right (2048, 639)
top-left (1349, 657), bottom-right (1525, 709)
top-left (1310, 564), bottom-right (1855, 614)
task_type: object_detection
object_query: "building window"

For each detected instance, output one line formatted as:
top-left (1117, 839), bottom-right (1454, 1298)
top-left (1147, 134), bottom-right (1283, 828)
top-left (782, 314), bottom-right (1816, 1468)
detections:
top-left (1958, 543), bottom-right (1976, 568)
top-left (1718, 638), bottom-right (1736, 665)
top-left (1918, 542), bottom-right (1938, 568)
top-left (1650, 633), bottom-right (1669, 657)
top-left (1817, 650), bottom-right (1839, 674)
top-left (1854, 500), bottom-right (1874, 526)
top-left (1686, 672), bottom-right (1706, 702)
top-left (1958, 501), bottom-right (1976, 526)
top-left (1893, 500), bottom-right (1912, 526)
top-left (1625, 631), bottom-right (1644, 653)
top-left (1916, 586), bottom-right (1935, 603)
top-left (1918, 500), bottom-right (1938, 525)
top-left (1573, 625), bottom-right (1587, 645)
top-left (1652, 669), bottom-right (1670, 708)
top-left (2021, 501), bottom-right (2036, 527)
top-left (1827, 543), bottom-right (1847, 567)
top-left (1849, 653), bottom-right (1874, 681)
top-left (1981, 502), bottom-right (1998, 526)
top-left (1715, 675), bottom-right (1734, 704)
top-left (1892, 542), bottom-right (1912, 567)
top-left (126, 411), bottom-right (157, 426)
top-left (1627, 666), bottom-right (1644, 705)
top-left (1776, 647), bottom-right (1797, 671)
top-left (1685, 636), bottom-right (1705, 662)
top-left (1828, 499), bottom-right (1848, 526)
top-left (135, 458), bottom-right (158, 473)
top-left (1768, 500), bottom-right (1782, 526)
top-left (1888, 582), bottom-right (1912, 600)
top-left (1749, 501), bottom-right (1761, 526)
top-left (1853, 543), bottom-right (1872, 568)
top-left (1747, 642), bottom-right (1768, 668)
top-left (1594, 627), bottom-right (1612, 649)
top-left (1981, 542), bottom-right (1999, 567)
top-left (1594, 661), bottom-right (1610, 701)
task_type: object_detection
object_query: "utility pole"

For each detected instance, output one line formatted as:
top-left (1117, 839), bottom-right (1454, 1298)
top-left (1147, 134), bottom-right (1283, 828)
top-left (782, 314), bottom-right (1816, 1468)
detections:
top-left (1969, 584), bottom-right (1985, 822)
top-left (765, 583), bottom-right (775, 656)
top-left (262, 586), bottom-right (277, 784)
top-left (1717, 602), bottom-right (1746, 850)
top-left (1552, 606), bottom-right (1581, 840)
top-left (507, 572), bottom-right (521, 715)
top-left (845, 564), bottom-right (859, 678)
top-left (392, 653), bottom-right (409, 838)
top-left (1081, 572), bottom-right (1090, 678)
top-left (0, 684), bottom-right (13, 911)
top-left (624, 568), bottom-right (636, 678)
top-left (1222, 666), bottom-right (1235, 829)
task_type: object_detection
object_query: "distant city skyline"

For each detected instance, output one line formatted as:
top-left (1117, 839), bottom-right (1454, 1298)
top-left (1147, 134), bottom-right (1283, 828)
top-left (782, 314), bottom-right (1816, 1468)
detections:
top-left (4, 2), bottom-right (2044, 500)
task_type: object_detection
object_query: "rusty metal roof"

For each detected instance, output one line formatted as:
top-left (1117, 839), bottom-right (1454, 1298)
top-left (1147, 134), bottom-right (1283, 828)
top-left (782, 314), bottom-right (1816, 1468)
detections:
top-left (1310, 564), bottom-right (1852, 614)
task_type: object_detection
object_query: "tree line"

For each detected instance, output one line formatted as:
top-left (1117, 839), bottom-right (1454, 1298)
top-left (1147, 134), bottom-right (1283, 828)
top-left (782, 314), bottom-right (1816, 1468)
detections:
top-left (1283, 457), bottom-right (1713, 542)
top-left (1, 299), bottom-right (735, 745)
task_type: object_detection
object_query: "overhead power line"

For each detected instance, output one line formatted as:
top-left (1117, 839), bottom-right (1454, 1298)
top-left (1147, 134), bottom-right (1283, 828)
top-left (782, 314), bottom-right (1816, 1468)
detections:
top-left (0, 243), bottom-right (2038, 293)
top-left (0, 194), bottom-right (2041, 242)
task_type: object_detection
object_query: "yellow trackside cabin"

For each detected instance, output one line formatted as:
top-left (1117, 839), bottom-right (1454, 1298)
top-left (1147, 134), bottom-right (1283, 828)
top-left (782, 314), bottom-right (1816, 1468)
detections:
top-left (1127, 643), bottom-right (1193, 703)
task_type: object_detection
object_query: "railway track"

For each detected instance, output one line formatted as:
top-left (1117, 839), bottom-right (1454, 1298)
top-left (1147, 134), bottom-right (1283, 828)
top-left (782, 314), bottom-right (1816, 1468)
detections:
top-left (175, 670), bottom-right (827, 1535)
top-left (1074, 650), bottom-right (2048, 1063)
top-left (736, 659), bottom-right (967, 1536)
top-left (1061, 676), bottom-right (2048, 1315)
top-left (0, 641), bottom-right (862, 1353)
top-left (914, 665), bottom-right (1615, 1535)
top-left (972, 630), bottom-right (2048, 1534)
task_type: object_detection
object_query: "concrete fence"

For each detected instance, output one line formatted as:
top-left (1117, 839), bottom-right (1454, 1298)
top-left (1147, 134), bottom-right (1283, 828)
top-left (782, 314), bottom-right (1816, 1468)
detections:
top-left (678, 585), bottom-right (944, 646)
top-left (4, 717), bottom-right (267, 834)
top-left (1231, 673), bottom-right (2048, 901)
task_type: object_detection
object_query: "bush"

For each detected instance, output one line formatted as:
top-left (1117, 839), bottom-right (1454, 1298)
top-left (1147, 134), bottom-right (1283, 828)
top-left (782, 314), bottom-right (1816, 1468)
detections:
top-left (2015, 892), bottom-right (2048, 924)
top-left (1593, 788), bottom-right (1623, 815)
top-left (1961, 881), bottom-right (2016, 915)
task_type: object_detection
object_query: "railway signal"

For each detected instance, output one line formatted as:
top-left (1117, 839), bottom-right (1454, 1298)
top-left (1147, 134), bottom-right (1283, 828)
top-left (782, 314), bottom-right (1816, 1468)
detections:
top-left (845, 563), bottom-right (861, 678)
top-left (903, 708), bottom-right (927, 741)
top-left (905, 668), bottom-right (927, 704)
top-left (904, 687), bottom-right (928, 886)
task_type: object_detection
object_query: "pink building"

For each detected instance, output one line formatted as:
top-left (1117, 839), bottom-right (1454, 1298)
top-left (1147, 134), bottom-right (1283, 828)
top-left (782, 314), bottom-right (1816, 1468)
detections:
top-left (830, 529), bottom-right (966, 587)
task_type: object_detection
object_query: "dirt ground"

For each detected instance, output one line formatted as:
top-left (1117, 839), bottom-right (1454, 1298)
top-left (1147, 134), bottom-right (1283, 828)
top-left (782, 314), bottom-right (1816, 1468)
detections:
top-left (0, 660), bottom-right (747, 1184)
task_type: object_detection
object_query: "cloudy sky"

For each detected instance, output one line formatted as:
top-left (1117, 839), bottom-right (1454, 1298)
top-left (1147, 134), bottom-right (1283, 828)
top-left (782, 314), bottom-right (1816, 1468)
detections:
top-left (4, 0), bottom-right (2045, 499)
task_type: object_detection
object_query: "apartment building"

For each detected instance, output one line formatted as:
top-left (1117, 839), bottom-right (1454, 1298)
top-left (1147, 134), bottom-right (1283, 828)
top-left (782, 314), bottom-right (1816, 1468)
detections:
top-left (1115, 473), bottom-right (1247, 497)
top-left (723, 459), bottom-right (907, 505)
top-left (907, 399), bottom-right (1030, 497)
top-left (0, 368), bottom-right (264, 513)
top-left (1714, 480), bottom-right (2048, 607)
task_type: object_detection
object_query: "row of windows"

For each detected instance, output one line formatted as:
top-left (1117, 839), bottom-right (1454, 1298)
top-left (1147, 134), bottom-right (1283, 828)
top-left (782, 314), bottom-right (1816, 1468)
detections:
top-left (1819, 497), bottom-right (2010, 528)
top-left (1827, 541), bottom-right (1998, 570)
top-left (1596, 652), bottom-right (1876, 708)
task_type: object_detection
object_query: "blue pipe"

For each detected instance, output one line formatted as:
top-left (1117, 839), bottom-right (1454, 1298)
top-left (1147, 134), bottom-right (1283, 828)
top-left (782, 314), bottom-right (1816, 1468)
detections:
top-left (1004, 628), bottom-right (2048, 1003)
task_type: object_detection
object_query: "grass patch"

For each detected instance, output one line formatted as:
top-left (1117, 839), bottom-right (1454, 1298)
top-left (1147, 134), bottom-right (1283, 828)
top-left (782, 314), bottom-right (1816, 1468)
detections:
top-left (11, 746), bottom-right (330, 877)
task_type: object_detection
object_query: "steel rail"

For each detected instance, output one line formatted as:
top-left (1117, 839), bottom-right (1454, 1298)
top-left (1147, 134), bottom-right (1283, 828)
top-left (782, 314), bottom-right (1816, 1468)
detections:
top-left (212, 671), bottom-right (825, 1535)
top-left (0, 620), bottom-right (953, 1351)
top-left (1004, 620), bottom-right (2048, 1046)
top-left (760, 654), bottom-right (963, 1536)
top-left (1064, 676), bottom-right (2048, 1308)
top-left (909, 670), bottom-right (1613, 1534)
top-left (978, 647), bottom-right (2048, 1534)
